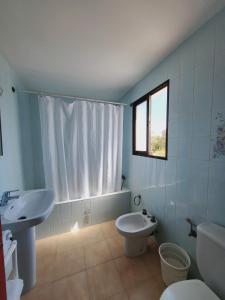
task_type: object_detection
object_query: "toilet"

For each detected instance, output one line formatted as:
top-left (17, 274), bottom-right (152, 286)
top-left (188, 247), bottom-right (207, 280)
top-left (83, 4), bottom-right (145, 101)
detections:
top-left (160, 222), bottom-right (225, 300)
top-left (115, 211), bottom-right (157, 256)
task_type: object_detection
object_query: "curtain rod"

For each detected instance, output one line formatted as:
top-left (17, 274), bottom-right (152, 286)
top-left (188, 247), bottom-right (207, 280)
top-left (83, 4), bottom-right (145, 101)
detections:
top-left (22, 90), bottom-right (127, 106)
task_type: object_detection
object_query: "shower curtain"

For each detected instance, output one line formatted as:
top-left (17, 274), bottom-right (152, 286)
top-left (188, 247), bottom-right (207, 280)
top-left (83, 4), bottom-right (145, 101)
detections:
top-left (39, 96), bottom-right (123, 202)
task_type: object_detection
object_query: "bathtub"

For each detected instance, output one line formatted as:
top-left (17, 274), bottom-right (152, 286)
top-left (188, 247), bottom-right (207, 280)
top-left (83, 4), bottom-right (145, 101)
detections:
top-left (36, 189), bottom-right (131, 239)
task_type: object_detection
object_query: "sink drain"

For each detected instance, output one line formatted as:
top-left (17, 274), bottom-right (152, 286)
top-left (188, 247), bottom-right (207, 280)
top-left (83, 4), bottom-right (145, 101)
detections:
top-left (18, 216), bottom-right (27, 220)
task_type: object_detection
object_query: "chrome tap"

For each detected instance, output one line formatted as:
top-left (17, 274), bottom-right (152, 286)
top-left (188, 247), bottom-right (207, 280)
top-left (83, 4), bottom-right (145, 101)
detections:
top-left (0, 189), bottom-right (19, 206)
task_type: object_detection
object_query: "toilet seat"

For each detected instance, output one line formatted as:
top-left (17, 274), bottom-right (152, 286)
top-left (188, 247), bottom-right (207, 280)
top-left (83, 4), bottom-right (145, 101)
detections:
top-left (160, 280), bottom-right (220, 300)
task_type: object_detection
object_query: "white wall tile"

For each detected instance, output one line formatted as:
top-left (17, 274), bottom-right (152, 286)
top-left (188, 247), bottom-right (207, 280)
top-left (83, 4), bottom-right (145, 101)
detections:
top-left (122, 7), bottom-right (225, 277)
top-left (192, 110), bottom-right (211, 137)
top-left (36, 191), bottom-right (131, 239)
top-left (191, 137), bottom-right (210, 161)
top-left (207, 162), bottom-right (225, 225)
top-left (177, 137), bottom-right (192, 158)
top-left (179, 39), bottom-right (195, 75)
top-left (177, 113), bottom-right (193, 137)
top-left (215, 10), bottom-right (225, 54)
top-left (194, 21), bottom-right (215, 67)
top-left (213, 74), bottom-right (225, 108)
top-left (179, 70), bottom-right (194, 114)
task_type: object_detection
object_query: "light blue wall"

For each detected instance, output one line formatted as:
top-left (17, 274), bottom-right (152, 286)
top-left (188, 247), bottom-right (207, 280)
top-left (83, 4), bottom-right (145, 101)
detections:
top-left (18, 94), bottom-right (47, 190)
top-left (0, 54), bottom-right (25, 195)
top-left (121, 8), bottom-right (225, 276)
top-left (0, 52), bottom-right (42, 196)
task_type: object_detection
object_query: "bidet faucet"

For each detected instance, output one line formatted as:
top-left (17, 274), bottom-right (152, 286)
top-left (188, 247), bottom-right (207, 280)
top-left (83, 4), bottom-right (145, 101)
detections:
top-left (0, 189), bottom-right (20, 207)
top-left (142, 209), bottom-right (157, 223)
top-left (142, 208), bottom-right (147, 215)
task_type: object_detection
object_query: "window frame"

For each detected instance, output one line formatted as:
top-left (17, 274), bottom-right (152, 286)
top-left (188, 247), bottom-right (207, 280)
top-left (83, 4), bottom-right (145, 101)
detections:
top-left (132, 80), bottom-right (169, 160)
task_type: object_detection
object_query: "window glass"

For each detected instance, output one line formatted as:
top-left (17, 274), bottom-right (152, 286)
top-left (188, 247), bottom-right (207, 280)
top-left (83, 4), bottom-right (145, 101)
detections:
top-left (135, 101), bottom-right (147, 151)
top-left (149, 86), bottom-right (167, 157)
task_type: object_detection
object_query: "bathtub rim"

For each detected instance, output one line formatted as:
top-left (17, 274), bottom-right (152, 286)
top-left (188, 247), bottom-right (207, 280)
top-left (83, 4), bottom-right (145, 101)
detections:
top-left (55, 188), bottom-right (130, 205)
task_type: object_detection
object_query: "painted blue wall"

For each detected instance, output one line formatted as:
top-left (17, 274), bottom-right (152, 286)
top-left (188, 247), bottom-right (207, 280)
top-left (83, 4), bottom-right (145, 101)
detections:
top-left (18, 94), bottom-right (48, 190)
top-left (121, 8), bottom-right (225, 276)
top-left (0, 53), bottom-right (25, 195)
top-left (0, 52), bottom-right (42, 196)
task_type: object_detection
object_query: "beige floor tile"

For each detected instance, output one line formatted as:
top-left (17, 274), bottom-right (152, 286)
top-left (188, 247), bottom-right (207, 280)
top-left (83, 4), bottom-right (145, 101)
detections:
top-left (52, 271), bottom-right (90, 300)
top-left (36, 232), bottom-right (85, 285)
top-left (114, 256), bottom-right (151, 290)
top-left (79, 223), bottom-right (105, 245)
top-left (85, 240), bottom-right (112, 268)
top-left (56, 225), bottom-right (103, 249)
top-left (140, 251), bottom-right (162, 277)
top-left (148, 238), bottom-right (159, 253)
top-left (87, 261), bottom-right (124, 300)
top-left (107, 235), bottom-right (124, 258)
top-left (101, 220), bottom-right (119, 238)
top-left (36, 235), bottom-right (58, 258)
top-left (57, 232), bottom-right (85, 255)
top-left (107, 291), bottom-right (128, 300)
top-left (34, 223), bottom-right (163, 300)
top-left (22, 284), bottom-right (53, 300)
top-left (127, 275), bottom-right (165, 300)
top-left (54, 250), bottom-right (86, 280)
top-left (36, 252), bottom-right (57, 286)
top-left (69, 231), bottom-right (89, 247)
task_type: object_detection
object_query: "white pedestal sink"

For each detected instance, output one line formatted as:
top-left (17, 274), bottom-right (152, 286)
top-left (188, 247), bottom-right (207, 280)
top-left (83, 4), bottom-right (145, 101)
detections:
top-left (1, 189), bottom-right (54, 294)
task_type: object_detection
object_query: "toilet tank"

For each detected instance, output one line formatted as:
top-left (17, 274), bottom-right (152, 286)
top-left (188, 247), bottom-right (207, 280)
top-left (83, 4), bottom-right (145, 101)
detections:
top-left (197, 223), bottom-right (225, 300)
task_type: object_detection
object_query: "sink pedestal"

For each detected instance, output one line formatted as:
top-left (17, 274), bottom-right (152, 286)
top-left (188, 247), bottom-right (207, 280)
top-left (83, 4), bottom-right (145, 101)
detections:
top-left (14, 227), bottom-right (36, 294)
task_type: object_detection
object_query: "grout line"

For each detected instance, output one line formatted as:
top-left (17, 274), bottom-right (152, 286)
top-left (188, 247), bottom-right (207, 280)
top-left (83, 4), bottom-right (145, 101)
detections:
top-left (85, 268), bottom-right (94, 300)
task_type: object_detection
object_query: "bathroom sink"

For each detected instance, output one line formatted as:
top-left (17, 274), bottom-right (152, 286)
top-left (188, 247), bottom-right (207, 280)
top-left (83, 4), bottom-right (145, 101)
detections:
top-left (0, 189), bottom-right (55, 293)
top-left (2, 189), bottom-right (55, 232)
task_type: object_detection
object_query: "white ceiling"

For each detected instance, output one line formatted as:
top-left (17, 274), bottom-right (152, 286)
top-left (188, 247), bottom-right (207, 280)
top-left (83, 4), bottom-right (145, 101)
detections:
top-left (0, 0), bottom-right (225, 101)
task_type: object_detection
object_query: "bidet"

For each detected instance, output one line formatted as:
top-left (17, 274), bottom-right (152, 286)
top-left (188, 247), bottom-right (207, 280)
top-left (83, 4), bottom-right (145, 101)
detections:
top-left (116, 211), bottom-right (157, 256)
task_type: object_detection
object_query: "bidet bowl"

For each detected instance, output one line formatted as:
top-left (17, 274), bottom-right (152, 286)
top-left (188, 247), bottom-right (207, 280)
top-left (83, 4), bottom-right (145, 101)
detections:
top-left (115, 212), bottom-right (158, 256)
top-left (116, 212), bottom-right (157, 238)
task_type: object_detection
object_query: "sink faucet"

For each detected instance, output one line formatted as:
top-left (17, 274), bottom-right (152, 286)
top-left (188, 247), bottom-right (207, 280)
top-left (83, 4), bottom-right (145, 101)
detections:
top-left (0, 189), bottom-right (20, 206)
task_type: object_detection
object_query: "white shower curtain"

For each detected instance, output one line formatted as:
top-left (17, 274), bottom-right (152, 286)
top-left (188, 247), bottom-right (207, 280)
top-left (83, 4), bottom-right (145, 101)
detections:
top-left (39, 96), bottom-right (123, 202)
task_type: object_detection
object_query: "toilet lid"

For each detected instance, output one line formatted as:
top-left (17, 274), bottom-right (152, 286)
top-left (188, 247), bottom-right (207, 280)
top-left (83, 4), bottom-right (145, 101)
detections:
top-left (160, 280), bottom-right (220, 300)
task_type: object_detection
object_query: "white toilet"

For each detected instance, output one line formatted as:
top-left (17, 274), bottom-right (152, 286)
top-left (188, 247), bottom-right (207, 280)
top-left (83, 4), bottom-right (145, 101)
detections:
top-left (115, 211), bottom-right (157, 256)
top-left (160, 222), bottom-right (225, 300)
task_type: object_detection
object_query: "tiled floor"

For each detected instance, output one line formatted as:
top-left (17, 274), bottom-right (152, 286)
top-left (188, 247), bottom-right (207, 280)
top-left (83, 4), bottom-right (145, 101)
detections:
top-left (22, 221), bottom-right (165, 300)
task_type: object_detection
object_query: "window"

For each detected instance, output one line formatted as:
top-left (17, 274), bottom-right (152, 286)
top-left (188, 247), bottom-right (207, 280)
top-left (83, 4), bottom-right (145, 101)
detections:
top-left (132, 80), bottom-right (169, 160)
